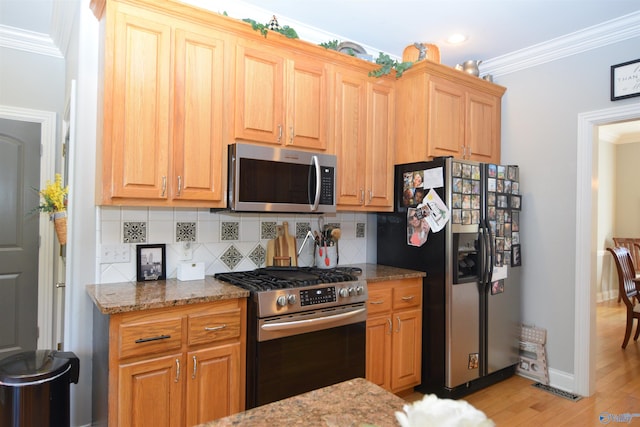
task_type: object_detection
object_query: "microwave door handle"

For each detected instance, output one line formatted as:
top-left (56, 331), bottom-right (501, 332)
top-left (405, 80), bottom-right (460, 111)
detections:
top-left (310, 155), bottom-right (321, 211)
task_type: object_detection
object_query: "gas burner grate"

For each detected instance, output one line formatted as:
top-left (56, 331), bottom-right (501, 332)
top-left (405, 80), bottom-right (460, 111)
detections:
top-left (214, 266), bottom-right (361, 292)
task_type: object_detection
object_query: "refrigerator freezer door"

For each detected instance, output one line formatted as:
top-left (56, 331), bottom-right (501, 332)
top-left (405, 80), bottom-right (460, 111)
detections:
top-left (446, 280), bottom-right (480, 388)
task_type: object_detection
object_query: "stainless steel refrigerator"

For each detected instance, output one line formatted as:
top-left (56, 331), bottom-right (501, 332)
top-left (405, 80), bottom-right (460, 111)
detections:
top-left (377, 157), bottom-right (522, 398)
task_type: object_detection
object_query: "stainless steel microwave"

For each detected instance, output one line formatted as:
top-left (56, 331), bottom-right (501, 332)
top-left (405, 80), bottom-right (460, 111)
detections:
top-left (227, 143), bottom-right (336, 213)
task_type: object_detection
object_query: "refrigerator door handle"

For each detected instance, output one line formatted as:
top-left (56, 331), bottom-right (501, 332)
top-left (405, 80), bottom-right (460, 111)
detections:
top-left (485, 219), bottom-right (495, 284)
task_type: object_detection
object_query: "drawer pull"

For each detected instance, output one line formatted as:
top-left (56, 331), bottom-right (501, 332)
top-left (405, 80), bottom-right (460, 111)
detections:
top-left (204, 324), bottom-right (227, 332)
top-left (192, 355), bottom-right (197, 379)
top-left (386, 318), bottom-right (392, 335)
top-left (175, 358), bottom-right (180, 383)
top-left (135, 334), bottom-right (171, 344)
top-left (401, 295), bottom-right (415, 301)
top-left (370, 300), bottom-right (385, 305)
top-left (395, 316), bottom-right (402, 333)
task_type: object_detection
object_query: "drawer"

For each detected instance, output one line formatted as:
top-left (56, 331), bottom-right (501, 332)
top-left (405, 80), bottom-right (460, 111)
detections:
top-left (118, 316), bottom-right (183, 359)
top-left (392, 283), bottom-right (422, 310)
top-left (367, 288), bottom-right (392, 315)
top-left (188, 307), bottom-right (242, 346)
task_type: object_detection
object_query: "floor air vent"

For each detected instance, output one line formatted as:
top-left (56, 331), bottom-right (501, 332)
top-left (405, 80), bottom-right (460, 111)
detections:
top-left (532, 383), bottom-right (583, 402)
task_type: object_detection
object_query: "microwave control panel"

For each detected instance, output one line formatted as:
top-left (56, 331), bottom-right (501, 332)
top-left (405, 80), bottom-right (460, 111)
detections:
top-left (319, 166), bottom-right (334, 205)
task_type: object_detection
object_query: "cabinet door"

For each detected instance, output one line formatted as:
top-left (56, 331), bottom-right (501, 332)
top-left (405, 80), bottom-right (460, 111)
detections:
top-left (427, 76), bottom-right (465, 159)
top-left (173, 27), bottom-right (227, 202)
top-left (365, 80), bottom-right (394, 209)
top-left (466, 89), bottom-right (500, 163)
top-left (365, 315), bottom-right (392, 391)
top-left (286, 58), bottom-right (329, 150)
top-left (334, 69), bottom-right (367, 207)
top-left (186, 343), bottom-right (242, 426)
top-left (391, 308), bottom-right (422, 392)
top-left (118, 354), bottom-right (183, 427)
top-left (235, 44), bottom-right (285, 144)
top-left (107, 7), bottom-right (171, 200)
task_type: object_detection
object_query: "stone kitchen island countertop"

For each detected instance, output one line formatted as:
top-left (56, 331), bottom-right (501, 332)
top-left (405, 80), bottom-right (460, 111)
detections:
top-left (197, 377), bottom-right (406, 427)
top-left (86, 277), bottom-right (249, 315)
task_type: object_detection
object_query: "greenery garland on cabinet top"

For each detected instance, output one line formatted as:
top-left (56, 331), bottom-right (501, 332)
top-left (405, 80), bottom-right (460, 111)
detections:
top-left (319, 40), bottom-right (414, 78)
top-left (230, 11), bottom-right (413, 78)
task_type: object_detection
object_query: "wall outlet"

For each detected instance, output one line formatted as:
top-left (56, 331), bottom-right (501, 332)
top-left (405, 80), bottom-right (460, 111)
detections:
top-left (179, 241), bottom-right (193, 261)
top-left (101, 244), bottom-right (130, 263)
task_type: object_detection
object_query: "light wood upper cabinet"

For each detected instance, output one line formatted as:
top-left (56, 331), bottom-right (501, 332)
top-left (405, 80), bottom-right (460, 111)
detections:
top-left (395, 61), bottom-right (505, 165)
top-left (334, 67), bottom-right (394, 211)
top-left (95, 1), bottom-right (230, 207)
top-left (235, 42), bottom-right (329, 150)
top-left (102, 5), bottom-right (172, 202)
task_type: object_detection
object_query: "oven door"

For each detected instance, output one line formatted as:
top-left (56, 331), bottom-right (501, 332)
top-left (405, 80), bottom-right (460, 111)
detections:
top-left (247, 304), bottom-right (366, 408)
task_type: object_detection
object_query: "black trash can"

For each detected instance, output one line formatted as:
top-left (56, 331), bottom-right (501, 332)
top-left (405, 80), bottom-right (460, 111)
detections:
top-left (0, 350), bottom-right (79, 427)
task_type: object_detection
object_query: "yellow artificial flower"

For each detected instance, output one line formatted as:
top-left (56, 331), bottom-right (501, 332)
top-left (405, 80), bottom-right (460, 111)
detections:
top-left (37, 173), bottom-right (69, 213)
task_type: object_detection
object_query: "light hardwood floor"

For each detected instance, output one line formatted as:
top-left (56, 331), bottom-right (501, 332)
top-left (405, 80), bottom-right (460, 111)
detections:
top-left (404, 300), bottom-right (640, 426)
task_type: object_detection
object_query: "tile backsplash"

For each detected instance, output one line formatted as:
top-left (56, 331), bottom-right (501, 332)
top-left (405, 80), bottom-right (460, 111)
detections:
top-left (98, 207), bottom-right (372, 284)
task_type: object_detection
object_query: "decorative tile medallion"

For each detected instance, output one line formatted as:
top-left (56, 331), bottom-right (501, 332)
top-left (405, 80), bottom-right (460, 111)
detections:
top-left (123, 222), bottom-right (147, 243)
top-left (221, 221), bottom-right (239, 241)
top-left (261, 221), bottom-right (277, 240)
top-left (220, 245), bottom-right (243, 270)
top-left (248, 244), bottom-right (266, 267)
top-left (296, 222), bottom-right (311, 239)
top-left (176, 222), bottom-right (196, 242)
top-left (356, 223), bottom-right (366, 238)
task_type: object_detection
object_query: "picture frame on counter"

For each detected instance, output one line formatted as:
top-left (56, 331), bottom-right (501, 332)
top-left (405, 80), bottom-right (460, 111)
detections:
top-left (136, 244), bottom-right (166, 282)
top-left (610, 58), bottom-right (640, 101)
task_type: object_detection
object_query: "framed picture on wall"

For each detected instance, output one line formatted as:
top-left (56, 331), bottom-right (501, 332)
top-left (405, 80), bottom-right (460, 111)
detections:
top-left (611, 58), bottom-right (640, 101)
top-left (136, 244), bottom-right (166, 282)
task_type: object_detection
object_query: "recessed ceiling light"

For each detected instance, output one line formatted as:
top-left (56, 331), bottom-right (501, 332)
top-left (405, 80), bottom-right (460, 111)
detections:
top-left (446, 33), bottom-right (468, 44)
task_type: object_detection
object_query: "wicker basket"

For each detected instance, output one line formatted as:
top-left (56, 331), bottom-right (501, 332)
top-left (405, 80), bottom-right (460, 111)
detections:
top-left (52, 212), bottom-right (67, 245)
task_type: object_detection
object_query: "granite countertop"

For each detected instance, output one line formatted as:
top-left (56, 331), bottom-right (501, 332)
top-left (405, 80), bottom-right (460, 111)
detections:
top-left (86, 277), bottom-right (249, 315)
top-left (197, 378), bottom-right (406, 427)
top-left (349, 263), bottom-right (425, 283)
top-left (86, 264), bottom-right (424, 315)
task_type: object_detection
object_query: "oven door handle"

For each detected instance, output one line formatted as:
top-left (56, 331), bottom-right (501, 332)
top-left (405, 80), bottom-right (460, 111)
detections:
top-left (261, 308), bottom-right (366, 332)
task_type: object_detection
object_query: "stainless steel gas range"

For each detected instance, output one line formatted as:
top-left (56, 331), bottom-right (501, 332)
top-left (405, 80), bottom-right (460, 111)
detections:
top-left (215, 266), bottom-right (367, 408)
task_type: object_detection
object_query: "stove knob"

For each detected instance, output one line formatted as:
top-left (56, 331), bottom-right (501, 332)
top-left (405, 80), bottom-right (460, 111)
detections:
top-left (348, 287), bottom-right (355, 296)
top-left (339, 288), bottom-right (349, 298)
top-left (288, 294), bottom-right (297, 305)
top-left (356, 286), bottom-right (364, 295)
top-left (277, 295), bottom-right (288, 307)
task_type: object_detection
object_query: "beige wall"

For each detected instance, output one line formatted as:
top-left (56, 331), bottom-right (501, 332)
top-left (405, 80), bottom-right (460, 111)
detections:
top-left (615, 141), bottom-right (640, 237)
top-left (597, 137), bottom-right (640, 301)
top-left (596, 137), bottom-right (616, 301)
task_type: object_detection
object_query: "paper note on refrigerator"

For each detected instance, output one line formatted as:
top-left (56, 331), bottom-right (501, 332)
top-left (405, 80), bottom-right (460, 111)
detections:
top-left (423, 167), bottom-right (444, 189)
top-left (423, 188), bottom-right (450, 232)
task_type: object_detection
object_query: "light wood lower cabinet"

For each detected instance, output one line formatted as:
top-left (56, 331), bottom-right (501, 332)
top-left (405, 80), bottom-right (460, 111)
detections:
top-left (97, 299), bottom-right (246, 427)
top-left (366, 278), bottom-right (422, 394)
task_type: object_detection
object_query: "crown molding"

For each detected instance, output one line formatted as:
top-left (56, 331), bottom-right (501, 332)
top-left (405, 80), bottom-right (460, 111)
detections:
top-left (482, 11), bottom-right (640, 78)
top-left (0, 24), bottom-right (62, 58)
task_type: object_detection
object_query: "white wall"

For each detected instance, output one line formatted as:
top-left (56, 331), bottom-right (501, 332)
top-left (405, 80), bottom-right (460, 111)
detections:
top-left (62, 2), bottom-right (98, 425)
top-left (497, 38), bottom-right (640, 381)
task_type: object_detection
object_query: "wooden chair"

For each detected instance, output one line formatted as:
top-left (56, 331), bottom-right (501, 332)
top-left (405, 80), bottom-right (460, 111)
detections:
top-left (606, 247), bottom-right (640, 349)
top-left (612, 238), bottom-right (640, 302)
